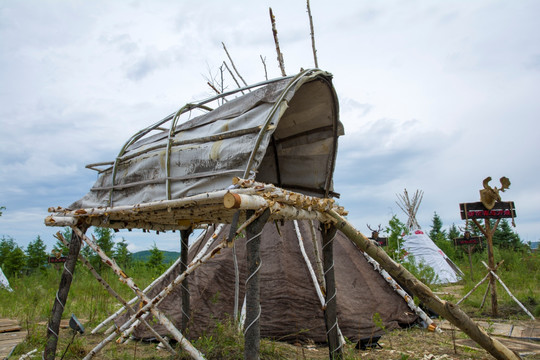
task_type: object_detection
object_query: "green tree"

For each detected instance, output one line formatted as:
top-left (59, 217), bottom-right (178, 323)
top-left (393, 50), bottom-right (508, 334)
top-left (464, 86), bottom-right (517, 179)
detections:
top-left (448, 223), bottom-right (460, 242)
top-left (53, 227), bottom-right (71, 255)
top-left (0, 236), bottom-right (27, 276)
top-left (146, 242), bottom-right (165, 272)
top-left (91, 227), bottom-right (115, 270)
top-left (385, 215), bottom-right (407, 261)
top-left (0, 206), bottom-right (5, 217)
top-left (429, 212), bottom-right (456, 259)
top-left (429, 212), bottom-right (446, 241)
top-left (0, 236), bottom-right (17, 267)
top-left (26, 235), bottom-right (48, 271)
top-left (114, 238), bottom-right (132, 268)
top-left (493, 219), bottom-right (522, 250)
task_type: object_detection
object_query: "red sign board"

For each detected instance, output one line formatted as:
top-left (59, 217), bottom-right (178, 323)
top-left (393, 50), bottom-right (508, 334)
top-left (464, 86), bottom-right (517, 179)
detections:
top-left (48, 256), bottom-right (67, 263)
top-left (459, 201), bottom-right (516, 220)
top-left (454, 236), bottom-right (482, 246)
top-left (370, 237), bottom-right (388, 247)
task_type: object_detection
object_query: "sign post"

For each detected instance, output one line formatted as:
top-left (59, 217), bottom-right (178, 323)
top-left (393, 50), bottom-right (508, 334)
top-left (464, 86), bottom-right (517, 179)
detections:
top-left (453, 232), bottom-right (482, 281)
top-left (458, 176), bottom-right (518, 317)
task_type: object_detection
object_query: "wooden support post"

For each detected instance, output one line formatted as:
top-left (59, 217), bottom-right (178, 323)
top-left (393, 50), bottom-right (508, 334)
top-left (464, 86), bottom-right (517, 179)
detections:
top-left (44, 225), bottom-right (86, 360)
top-left (485, 219), bottom-right (498, 316)
top-left (321, 224), bottom-right (342, 359)
top-left (328, 210), bottom-right (520, 360)
top-left (467, 244), bottom-right (474, 281)
top-left (244, 208), bottom-right (271, 360)
top-left (180, 229), bottom-right (192, 333)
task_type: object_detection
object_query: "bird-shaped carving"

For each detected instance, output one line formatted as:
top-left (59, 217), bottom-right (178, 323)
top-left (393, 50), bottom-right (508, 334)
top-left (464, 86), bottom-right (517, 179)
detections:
top-left (479, 176), bottom-right (510, 209)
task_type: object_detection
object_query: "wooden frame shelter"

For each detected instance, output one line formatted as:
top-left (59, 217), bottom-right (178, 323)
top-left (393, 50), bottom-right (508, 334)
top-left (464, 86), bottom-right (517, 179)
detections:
top-left (44, 70), bottom-right (520, 360)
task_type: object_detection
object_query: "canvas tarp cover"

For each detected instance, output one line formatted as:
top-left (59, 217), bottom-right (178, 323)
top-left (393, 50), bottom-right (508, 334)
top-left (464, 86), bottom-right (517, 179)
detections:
top-left (70, 70), bottom-right (342, 210)
top-left (122, 220), bottom-right (418, 342)
top-left (402, 230), bottom-right (463, 284)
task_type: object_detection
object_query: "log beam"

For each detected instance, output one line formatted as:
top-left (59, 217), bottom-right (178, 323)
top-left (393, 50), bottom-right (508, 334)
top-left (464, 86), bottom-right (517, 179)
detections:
top-left (327, 210), bottom-right (520, 360)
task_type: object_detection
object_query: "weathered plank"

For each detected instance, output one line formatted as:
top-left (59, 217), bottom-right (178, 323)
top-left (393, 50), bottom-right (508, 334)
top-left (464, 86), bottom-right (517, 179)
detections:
top-left (0, 319), bottom-right (20, 333)
top-left (0, 327), bottom-right (27, 360)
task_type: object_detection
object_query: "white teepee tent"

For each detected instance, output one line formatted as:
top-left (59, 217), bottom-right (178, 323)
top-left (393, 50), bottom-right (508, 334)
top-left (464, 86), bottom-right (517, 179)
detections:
top-left (397, 189), bottom-right (463, 284)
top-left (0, 267), bottom-right (13, 292)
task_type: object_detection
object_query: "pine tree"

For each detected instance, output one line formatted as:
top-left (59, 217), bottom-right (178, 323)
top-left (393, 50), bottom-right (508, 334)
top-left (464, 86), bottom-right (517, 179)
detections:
top-left (493, 219), bottom-right (522, 250)
top-left (429, 212), bottom-right (446, 241)
top-left (385, 215), bottom-right (406, 261)
top-left (448, 223), bottom-right (460, 242)
top-left (0, 206), bottom-right (5, 217)
top-left (0, 237), bottom-right (27, 276)
top-left (114, 238), bottom-right (132, 269)
top-left (53, 227), bottom-right (71, 255)
top-left (146, 242), bottom-right (165, 272)
top-left (0, 236), bottom-right (17, 267)
top-left (91, 227), bottom-right (115, 270)
top-left (26, 235), bottom-right (48, 271)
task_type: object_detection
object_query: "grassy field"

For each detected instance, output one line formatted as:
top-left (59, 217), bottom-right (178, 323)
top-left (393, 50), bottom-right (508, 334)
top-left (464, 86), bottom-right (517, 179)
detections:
top-left (1, 247), bottom-right (538, 359)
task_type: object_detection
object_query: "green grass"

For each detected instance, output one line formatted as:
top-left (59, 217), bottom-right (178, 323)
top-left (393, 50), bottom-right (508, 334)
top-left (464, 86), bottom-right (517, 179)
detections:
top-left (2, 246), bottom-right (538, 359)
top-left (453, 248), bottom-right (540, 317)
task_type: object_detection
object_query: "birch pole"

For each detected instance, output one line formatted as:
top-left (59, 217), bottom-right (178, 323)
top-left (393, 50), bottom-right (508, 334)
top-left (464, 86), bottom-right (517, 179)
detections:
top-left (306, 0), bottom-right (318, 68)
top-left (44, 225), bottom-right (87, 360)
top-left (72, 228), bottom-right (205, 360)
top-left (327, 209), bottom-right (521, 360)
top-left (55, 232), bottom-right (175, 355)
top-left (269, 7), bottom-right (286, 76)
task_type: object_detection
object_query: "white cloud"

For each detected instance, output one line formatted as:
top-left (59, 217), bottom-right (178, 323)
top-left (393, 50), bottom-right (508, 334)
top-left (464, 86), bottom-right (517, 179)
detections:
top-left (1, 0), bottom-right (539, 253)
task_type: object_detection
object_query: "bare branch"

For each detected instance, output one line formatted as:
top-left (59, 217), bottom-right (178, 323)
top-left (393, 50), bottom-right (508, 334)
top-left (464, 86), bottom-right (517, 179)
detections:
top-left (222, 42), bottom-right (248, 87)
top-left (260, 55), bottom-right (268, 80)
top-left (269, 7), bottom-right (286, 76)
top-left (223, 61), bottom-right (245, 95)
top-left (306, 0), bottom-right (319, 68)
top-left (207, 81), bottom-right (221, 95)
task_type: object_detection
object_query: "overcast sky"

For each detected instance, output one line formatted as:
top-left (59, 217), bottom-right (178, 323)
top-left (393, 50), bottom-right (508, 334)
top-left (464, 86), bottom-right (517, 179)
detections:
top-left (1, 0), bottom-right (539, 253)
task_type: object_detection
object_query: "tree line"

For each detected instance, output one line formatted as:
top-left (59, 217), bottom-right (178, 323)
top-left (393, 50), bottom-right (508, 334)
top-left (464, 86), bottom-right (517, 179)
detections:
top-left (0, 227), bottom-right (167, 278)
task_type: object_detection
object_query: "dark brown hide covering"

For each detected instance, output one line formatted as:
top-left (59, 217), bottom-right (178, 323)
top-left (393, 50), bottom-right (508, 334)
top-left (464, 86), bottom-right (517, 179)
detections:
top-left (121, 221), bottom-right (417, 342)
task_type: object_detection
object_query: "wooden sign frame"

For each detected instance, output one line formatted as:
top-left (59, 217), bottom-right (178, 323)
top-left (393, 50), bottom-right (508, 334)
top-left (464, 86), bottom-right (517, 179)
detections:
top-left (459, 201), bottom-right (516, 220)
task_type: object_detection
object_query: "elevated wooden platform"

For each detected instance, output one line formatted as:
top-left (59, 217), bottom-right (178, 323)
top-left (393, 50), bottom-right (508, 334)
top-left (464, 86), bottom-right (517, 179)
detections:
top-left (0, 319), bottom-right (26, 360)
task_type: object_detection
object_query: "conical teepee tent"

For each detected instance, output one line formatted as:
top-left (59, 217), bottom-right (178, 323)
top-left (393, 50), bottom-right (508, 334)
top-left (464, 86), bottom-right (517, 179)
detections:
top-left (124, 220), bottom-right (418, 342)
top-left (0, 267), bottom-right (13, 292)
top-left (397, 189), bottom-right (463, 284)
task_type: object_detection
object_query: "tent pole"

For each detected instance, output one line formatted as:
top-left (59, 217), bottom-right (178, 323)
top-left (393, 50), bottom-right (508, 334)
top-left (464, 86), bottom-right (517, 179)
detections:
top-left (44, 225), bottom-right (87, 360)
top-left (55, 232), bottom-right (175, 354)
top-left (321, 224), bottom-right (343, 359)
top-left (180, 229), bottom-right (192, 333)
top-left (244, 208), bottom-right (271, 360)
top-left (327, 209), bottom-right (520, 360)
top-left (72, 228), bottom-right (204, 360)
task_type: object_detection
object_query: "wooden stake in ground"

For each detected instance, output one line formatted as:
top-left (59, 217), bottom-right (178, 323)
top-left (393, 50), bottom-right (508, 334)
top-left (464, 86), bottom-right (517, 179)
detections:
top-left (44, 225), bottom-right (87, 360)
top-left (244, 208), bottom-right (271, 360)
top-left (327, 209), bottom-right (520, 360)
top-left (321, 224), bottom-right (343, 359)
top-left (472, 217), bottom-right (501, 316)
